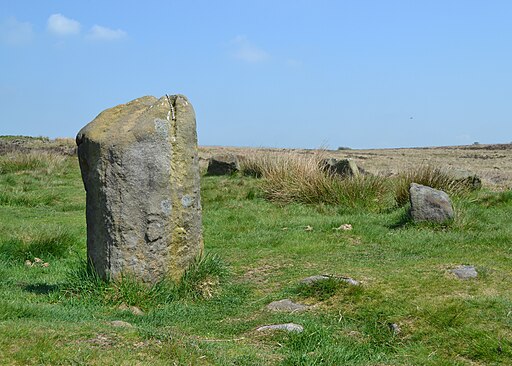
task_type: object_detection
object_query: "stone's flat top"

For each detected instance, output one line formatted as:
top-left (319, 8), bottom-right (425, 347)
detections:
top-left (451, 265), bottom-right (478, 279)
top-left (300, 274), bottom-right (360, 286)
top-left (76, 94), bottom-right (192, 147)
top-left (256, 323), bottom-right (304, 333)
top-left (266, 299), bottom-right (308, 312)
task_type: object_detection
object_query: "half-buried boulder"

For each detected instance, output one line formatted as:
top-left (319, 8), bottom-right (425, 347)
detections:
top-left (320, 158), bottom-right (363, 178)
top-left (409, 183), bottom-right (454, 223)
top-left (207, 154), bottom-right (240, 175)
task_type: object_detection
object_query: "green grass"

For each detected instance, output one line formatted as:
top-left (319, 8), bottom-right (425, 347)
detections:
top-left (0, 152), bottom-right (511, 365)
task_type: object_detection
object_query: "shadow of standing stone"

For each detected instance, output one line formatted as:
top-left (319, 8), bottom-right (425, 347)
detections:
top-left (76, 95), bottom-right (203, 283)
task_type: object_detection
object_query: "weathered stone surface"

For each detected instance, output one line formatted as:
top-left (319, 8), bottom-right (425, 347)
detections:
top-left (207, 154), bottom-right (240, 175)
top-left (320, 158), bottom-right (362, 178)
top-left (452, 170), bottom-right (482, 190)
top-left (409, 183), bottom-right (454, 223)
top-left (300, 274), bottom-right (360, 286)
top-left (76, 95), bottom-right (203, 283)
top-left (266, 299), bottom-right (308, 312)
top-left (451, 265), bottom-right (478, 279)
top-left (256, 323), bottom-right (304, 333)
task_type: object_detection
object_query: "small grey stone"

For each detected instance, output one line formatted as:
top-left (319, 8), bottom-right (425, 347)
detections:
top-left (451, 265), bottom-right (478, 279)
top-left (266, 299), bottom-right (308, 312)
top-left (110, 320), bottom-right (133, 328)
top-left (409, 183), bottom-right (454, 223)
top-left (388, 323), bottom-right (401, 334)
top-left (340, 277), bottom-right (360, 286)
top-left (300, 274), bottom-right (360, 286)
top-left (300, 275), bottom-right (330, 284)
top-left (256, 323), bottom-right (304, 333)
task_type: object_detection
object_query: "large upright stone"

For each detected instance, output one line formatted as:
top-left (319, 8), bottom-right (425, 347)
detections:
top-left (76, 95), bottom-right (203, 283)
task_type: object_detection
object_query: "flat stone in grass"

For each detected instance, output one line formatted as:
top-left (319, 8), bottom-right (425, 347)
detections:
top-left (110, 320), bottom-right (133, 328)
top-left (409, 183), bottom-right (454, 223)
top-left (266, 299), bottom-right (308, 312)
top-left (301, 274), bottom-right (360, 286)
top-left (451, 265), bottom-right (478, 279)
top-left (256, 323), bottom-right (304, 333)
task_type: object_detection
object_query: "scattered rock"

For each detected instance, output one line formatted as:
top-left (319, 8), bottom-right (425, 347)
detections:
top-left (388, 323), bottom-right (401, 334)
top-left (320, 158), bottom-right (362, 178)
top-left (409, 183), bottom-right (454, 223)
top-left (207, 154), bottom-right (240, 175)
top-left (82, 334), bottom-right (114, 347)
top-left (118, 304), bottom-right (145, 316)
top-left (76, 95), bottom-right (203, 283)
top-left (256, 323), bottom-right (304, 333)
top-left (334, 224), bottom-right (352, 231)
top-left (451, 170), bottom-right (482, 190)
top-left (266, 299), bottom-right (308, 312)
top-left (451, 265), bottom-right (478, 279)
top-left (300, 274), bottom-right (331, 284)
top-left (300, 274), bottom-right (360, 286)
top-left (129, 306), bottom-right (144, 316)
top-left (25, 258), bottom-right (50, 268)
top-left (110, 320), bottom-right (133, 328)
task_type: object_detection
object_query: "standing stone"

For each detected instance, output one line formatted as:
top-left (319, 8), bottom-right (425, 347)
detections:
top-left (76, 95), bottom-right (203, 283)
top-left (409, 183), bottom-right (454, 223)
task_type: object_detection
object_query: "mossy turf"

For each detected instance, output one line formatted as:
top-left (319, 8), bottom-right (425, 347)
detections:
top-left (0, 154), bottom-right (511, 365)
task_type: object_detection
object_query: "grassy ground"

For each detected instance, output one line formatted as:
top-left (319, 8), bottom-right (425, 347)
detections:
top-left (0, 147), bottom-right (511, 365)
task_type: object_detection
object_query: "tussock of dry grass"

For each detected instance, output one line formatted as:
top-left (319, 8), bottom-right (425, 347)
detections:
top-left (394, 165), bottom-right (472, 206)
top-left (240, 151), bottom-right (387, 208)
top-left (0, 151), bottom-right (67, 175)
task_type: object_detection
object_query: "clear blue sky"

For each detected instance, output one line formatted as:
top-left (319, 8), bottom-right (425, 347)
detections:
top-left (1, 1), bottom-right (511, 149)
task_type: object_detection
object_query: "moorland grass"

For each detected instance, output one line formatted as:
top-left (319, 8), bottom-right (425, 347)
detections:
top-left (0, 150), bottom-right (511, 365)
top-left (240, 151), bottom-right (389, 210)
top-left (393, 164), bottom-right (475, 206)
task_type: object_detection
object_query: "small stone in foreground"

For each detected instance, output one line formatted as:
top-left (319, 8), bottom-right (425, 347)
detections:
top-left (110, 320), bottom-right (133, 328)
top-left (266, 299), bottom-right (308, 312)
top-left (388, 323), bottom-right (401, 334)
top-left (300, 274), bottom-right (360, 286)
top-left (451, 265), bottom-right (478, 279)
top-left (300, 275), bottom-right (330, 284)
top-left (256, 323), bottom-right (304, 333)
